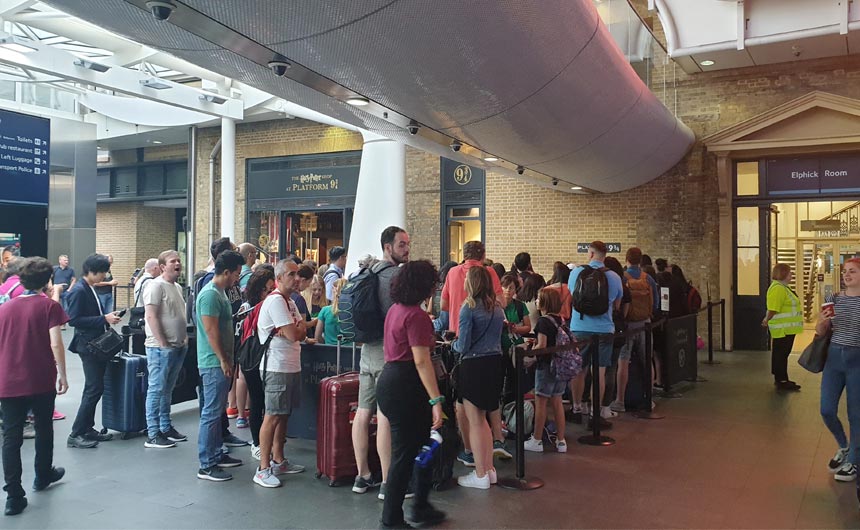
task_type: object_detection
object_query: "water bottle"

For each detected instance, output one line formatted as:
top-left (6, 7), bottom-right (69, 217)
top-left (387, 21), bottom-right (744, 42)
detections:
top-left (414, 430), bottom-right (443, 468)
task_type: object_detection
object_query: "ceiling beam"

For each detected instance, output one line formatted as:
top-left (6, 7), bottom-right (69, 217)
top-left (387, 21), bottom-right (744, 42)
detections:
top-left (0, 0), bottom-right (36, 18)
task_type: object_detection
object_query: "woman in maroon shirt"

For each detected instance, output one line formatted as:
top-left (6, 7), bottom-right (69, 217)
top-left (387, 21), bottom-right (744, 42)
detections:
top-left (377, 260), bottom-right (445, 528)
top-left (0, 257), bottom-right (69, 516)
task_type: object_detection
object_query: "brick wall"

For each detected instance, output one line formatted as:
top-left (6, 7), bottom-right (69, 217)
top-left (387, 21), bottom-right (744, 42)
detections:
top-left (405, 147), bottom-right (441, 263)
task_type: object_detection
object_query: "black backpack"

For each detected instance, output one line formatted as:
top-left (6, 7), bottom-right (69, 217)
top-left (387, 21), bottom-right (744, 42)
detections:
top-left (571, 266), bottom-right (609, 319)
top-left (337, 263), bottom-right (394, 343)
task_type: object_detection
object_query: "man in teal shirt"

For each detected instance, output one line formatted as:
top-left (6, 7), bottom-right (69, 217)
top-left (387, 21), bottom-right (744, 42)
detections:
top-left (196, 250), bottom-right (245, 482)
top-left (238, 243), bottom-right (257, 292)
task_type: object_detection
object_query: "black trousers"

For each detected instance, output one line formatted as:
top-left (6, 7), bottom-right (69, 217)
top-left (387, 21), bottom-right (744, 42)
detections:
top-left (1, 392), bottom-right (56, 499)
top-left (376, 361), bottom-right (432, 526)
top-left (71, 353), bottom-right (109, 438)
top-left (241, 366), bottom-right (264, 446)
top-left (771, 335), bottom-right (796, 382)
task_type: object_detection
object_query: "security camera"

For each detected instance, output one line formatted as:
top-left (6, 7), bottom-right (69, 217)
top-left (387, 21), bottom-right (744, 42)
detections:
top-left (516, 165), bottom-right (525, 175)
top-left (450, 140), bottom-right (462, 152)
top-left (146, 1), bottom-right (176, 21)
top-left (267, 60), bottom-right (292, 77)
top-left (407, 120), bottom-right (420, 135)
top-left (552, 178), bottom-right (559, 186)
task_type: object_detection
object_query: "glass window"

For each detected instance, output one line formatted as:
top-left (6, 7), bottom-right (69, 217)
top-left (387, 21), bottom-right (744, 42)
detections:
top-left (0, 81), bottom-right (14, 101)
top-left (736, 161), bottom-right (759, 196)
top-left (164, 163), bottom-right (187, 195)
top-left (140, 166), bottom-right (164, 196)
top-left (447, 205), bottom-right (482, 263)
top-left (736, 207), bottom-right (759, 246)
top-left (113, 168), bottom-right (137, 197)
top-left (248, 211), bottom-right (280, 263)
top-left (737, 247), bottom-right (760, 296)
top-left (96, 169), bottom-right (111, 199)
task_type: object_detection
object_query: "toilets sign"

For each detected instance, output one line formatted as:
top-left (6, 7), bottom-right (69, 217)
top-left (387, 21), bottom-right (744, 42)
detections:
top-left (0, 108), bottom-right (50, 205)
top-left (767, 157), bottom-right (860, 194)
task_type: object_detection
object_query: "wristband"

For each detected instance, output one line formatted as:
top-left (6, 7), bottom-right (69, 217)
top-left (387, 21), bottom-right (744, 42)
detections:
top-left (428, 395), bottom-right (445, 406)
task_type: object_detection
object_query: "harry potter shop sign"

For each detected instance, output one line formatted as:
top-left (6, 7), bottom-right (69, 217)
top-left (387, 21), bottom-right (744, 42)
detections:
top-left (247, 165), bottom-right (359, 201)
top-left (767, 156), bottom-right (860, 195)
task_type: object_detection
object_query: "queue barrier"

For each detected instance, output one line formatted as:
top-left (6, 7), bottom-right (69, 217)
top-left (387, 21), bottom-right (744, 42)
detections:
top-left (702, 299), bottom-right (726, 365)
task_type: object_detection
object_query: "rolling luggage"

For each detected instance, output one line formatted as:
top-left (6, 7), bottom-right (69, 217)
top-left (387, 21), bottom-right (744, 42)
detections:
top-left (316, 339), bottom-right (380, 486)
top-left (430, 355), bottom-right (460, 491)
top-left (102, 352), bottom-right (148, 439)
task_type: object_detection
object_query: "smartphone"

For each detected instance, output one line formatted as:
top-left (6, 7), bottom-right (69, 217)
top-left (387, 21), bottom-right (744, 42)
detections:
top-left (116, 308), bottom-right (127, 318)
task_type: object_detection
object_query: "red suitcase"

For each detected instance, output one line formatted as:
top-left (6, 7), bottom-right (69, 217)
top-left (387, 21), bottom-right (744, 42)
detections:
top-left (315, 340), bottom-right (380, 486)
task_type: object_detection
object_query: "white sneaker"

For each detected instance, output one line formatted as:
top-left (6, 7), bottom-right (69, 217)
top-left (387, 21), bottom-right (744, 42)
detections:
top-left (457, 470), bottom-right (490, 490)
top-left (609, 400), bottom-right (626, 413)
top-left (600, 406), bottom-right (618, 419)
top-left (556, 439), bottom-right (568, 453)
top-left (488, 467), bottom-right (497, 485)
top-left (828, 447), bottom-right (849, 473)
top-left (253, 466), bottom-right (281, 488)
top-left (250, 444), bottom-right (261, 461)
top-left (271, 459), bottom-right (305, 475)
top-left (835, 462), bottom-right (857, 482)
top-left (523, 435), bottom-right (544, 453)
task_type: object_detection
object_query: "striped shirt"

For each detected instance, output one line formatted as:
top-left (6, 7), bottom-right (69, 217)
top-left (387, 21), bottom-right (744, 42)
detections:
top-left (826, 292), bottom-right (860, 347)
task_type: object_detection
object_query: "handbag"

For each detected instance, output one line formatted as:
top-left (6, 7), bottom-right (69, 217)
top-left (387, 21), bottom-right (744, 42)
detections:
top-left (87, 328), bottom-right (124, 361)
top-left (128, 278), bottom-right (153, 330)
top-left (798, 330), bottom-right (830, 373)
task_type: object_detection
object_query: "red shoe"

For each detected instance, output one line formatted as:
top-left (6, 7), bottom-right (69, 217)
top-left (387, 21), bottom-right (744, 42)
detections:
top-left (226, 407), bottom-right (239, 419)
top-left (52, 410), bottom-right (66, 421)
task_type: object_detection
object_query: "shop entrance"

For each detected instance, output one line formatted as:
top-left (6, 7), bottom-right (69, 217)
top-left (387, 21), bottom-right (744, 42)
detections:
top-left (248, 209), bottom-right (352, 266)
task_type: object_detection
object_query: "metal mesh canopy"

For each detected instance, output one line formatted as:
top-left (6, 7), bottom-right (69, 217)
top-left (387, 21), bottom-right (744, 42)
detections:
top-left (44, 0), bottom-right (694, 193)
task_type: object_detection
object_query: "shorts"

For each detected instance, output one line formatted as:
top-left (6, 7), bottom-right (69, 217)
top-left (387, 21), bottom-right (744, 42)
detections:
top-left (457, 355), bottom-right (502, 411)
top-left (573, 331), bottom-right (613, 368)
top-left (535, 365), bottom-right (568, 397)
top-left (263, 371), bottom-right (301, 415)
top-left (357, 342), bottom-right (385, 410)
top-left (621, 322), bottom-right (648, 362)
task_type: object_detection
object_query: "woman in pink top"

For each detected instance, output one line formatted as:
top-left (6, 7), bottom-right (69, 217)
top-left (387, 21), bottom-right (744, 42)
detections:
top-left (376, 260), bottom-right (445, 528)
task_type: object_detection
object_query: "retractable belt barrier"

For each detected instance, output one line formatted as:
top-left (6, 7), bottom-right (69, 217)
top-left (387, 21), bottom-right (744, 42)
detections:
top-left (702, 299), bottom-right (726, 365)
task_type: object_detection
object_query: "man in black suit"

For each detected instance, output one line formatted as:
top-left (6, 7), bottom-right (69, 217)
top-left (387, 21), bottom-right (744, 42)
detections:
top-left (67, 254), bottom-right (122, 449)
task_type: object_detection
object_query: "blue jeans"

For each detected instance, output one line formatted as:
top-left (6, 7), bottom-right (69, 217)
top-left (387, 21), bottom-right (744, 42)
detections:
top-left (97, 291), bottom-right (114, 314)
top-left (572, 331), bottom-right (614, 368)
top-left (145, 345), bottom-right (187, 439)
top-left (820, 343), bottom-right (860, 465)
top-left (198, 367), bottom-right (229, 469)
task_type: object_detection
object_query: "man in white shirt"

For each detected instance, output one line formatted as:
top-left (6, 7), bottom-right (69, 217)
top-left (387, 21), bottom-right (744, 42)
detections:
top-left (134, 259), bottom-right (160, 308)
top-left (253, 259), bottom-right (307, 487)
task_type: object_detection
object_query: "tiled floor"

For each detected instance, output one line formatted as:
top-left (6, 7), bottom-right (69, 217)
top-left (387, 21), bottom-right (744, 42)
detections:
top-left (3, 341), bottom-right (859, 529)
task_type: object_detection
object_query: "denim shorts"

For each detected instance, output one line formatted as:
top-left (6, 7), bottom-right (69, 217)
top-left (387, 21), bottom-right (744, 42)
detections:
top-left (535, 365), bottom-right (568, 397)
top-left (573, 331), bottom-right (614, 368)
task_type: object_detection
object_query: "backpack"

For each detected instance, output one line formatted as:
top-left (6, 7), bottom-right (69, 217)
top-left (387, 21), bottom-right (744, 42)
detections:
top-left (186, 270), bottom-right (215, 328)
top-left (235, 301), bottom-right (273, 371)
top-left (549, 317), bottom-right (583, 380)
top-left (0, 281), bottom-right (20, 306)
top-left (624, 272), bottom-right (653, 322)
top-left (337, 263), bottom-right (394, 343)
top-left (571, 266), bottom-right (609, 318)
top-left (323, 267), bottom-right (342, 287)
top-left (687, 284), bottom-right (702, 314)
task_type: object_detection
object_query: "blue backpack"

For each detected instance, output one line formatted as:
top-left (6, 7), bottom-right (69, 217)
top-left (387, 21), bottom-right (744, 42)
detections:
top-left (549, 317), bottom-right (582, 380)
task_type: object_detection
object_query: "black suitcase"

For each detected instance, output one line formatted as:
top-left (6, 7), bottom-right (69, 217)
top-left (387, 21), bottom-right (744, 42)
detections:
top-left (171, 332), bottom-right (199, 405)
top-left (624, 351), bottom-right (650, 411)
top-left (102, 352), bottom-right (148, 438)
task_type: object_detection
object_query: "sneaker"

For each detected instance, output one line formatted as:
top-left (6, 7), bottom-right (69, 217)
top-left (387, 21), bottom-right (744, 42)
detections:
top-left (144, 434), bottom-right (176, 449)
top-left (66, 435), bottom-right (98, 449)
top-left (223, 433), bottom-right (249, 447)
top-left (556, 439), bottom-right (568, 453)
top-left (487, 467), bottom-right (497, 485)
top-left (22, 424), bottom-right (35, 439)
top-left (236, 418), bottom-right (248, 429)
top-left (609, 400), bottom-right (626, 413)
top-left (250, 444), bottom-right (262, 461)
top-left (835, 462), bottom-right (857, 482)
top-left (197, 466), bottom-right (232, 482)
top-left (162, 427), bottom-right (187, 442)
top-left (253, 466), bottom-right (282, 488)
top-left (226, 407), bottom-right (239, 419)
top-left (457, 450), bottom-right (475, 467)
top-left (271, 459), bottom-right (305, 475)
top-left (33, 466), bottom-right (65, 491)
top-left (221, 444), bottom-right (230, 455)
top-left (217, 454), bottom-right (243, 468)
top-left (600, 406), bottom-right (618, 419)
top-left (523, 435), bottom-right (543, 453)
top-left (84, 429), bottom-right (113, 442)
top-left (828, 447), bottom-right (850, 473)
top-left (352, 474), bottom-right (381, 494)
top-left (52, 410), bottom-right (65, 421)
top-left (4, 496), bottom-right (27, 516)
top-left (457, 470), bottom-right (491, 490)
top-left (406, 503), bottom-right (446, 526)
top-left (571, 405), bottom-right (583, 424)
top-left (493, 440), bottom-right (512, 459)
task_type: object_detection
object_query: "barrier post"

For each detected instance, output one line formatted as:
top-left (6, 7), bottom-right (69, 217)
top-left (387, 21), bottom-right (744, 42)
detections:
top-left (702, 302), bottom-right (721, 365)
top-left (578, 335), bottom-right (615, 446)
top-left (720, 299), bottom-right (726, 352)
top-left (498, 346), bottom-right (544, 490)
top-left (634, 322), bottom-right (665, 420)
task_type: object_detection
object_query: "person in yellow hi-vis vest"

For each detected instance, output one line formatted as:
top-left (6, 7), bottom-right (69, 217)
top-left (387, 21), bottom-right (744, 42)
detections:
top-left (761, 263), bottom-right (804, 391)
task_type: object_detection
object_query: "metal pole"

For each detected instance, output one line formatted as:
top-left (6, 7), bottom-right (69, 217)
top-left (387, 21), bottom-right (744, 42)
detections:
top-left (578, 335), bottom-right (615, 446)
top-left (702, 303), bottom-right (721, 365)
top-left (498, 347), bottom-right (544, 490)
top-left (720, 299), bottom-right (726, 352)
top-left (635, 323), bottom-right (665, 419)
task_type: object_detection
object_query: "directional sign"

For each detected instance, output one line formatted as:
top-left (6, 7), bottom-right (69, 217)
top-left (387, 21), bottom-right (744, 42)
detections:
top-left (0, 109), bottom-right (50, 205)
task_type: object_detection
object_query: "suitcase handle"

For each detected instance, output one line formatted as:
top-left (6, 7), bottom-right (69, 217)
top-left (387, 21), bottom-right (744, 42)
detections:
top-left (336, 334), bottom-right (343, 377)
top-left (352, 342), bottom-right (356, 372)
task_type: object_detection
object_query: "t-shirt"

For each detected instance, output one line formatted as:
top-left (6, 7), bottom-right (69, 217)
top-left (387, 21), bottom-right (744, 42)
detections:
top-left (826, 293), bottom-right (860, 347)
top-left (534, 314), bottom-right (563, 367)
top-left (383, 303), bottom-right (435, 362)
top-left (257, 292), bottom-right (303, 373)
top-left (291, 292), bottom-right (310, 320)
top-left (52, 265), bottom-right (75, 287)
top-left (195, 282), bottom-right (234, 369)
top-left (567, 260), bottom-right (623, 334)
top-left (0, 275), bottom-right (25, 300)
top-left (94, 271), bottom-right (113, 295)
top-left (143, 277), bottom-right (188, 348)
top-left (501, 299), bottom-right (528, 353)
top-left (134, 274), bottom-right (155, 308)
top-left (0, 295), bottom-right (68, 398)
top-left (317, 305), bottom-right (343, 345)
top-left (324, 265), bottom-right (344, 301)
top-left (239, 265), bottom-right (252, 290)
top-left (441, 260), bottom-right (503, 335)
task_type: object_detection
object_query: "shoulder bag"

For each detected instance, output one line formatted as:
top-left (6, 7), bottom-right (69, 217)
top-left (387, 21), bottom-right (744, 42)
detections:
top-left (87, 328), bottom-right (124, 361)
top-left (798, 330), bottom-right (830, 373)
top-left (128, 277), bottom-right (153, 330)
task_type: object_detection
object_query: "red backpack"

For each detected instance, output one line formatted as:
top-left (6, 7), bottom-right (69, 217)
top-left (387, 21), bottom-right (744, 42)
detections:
top-left (687, 284), bottom-right (702, 313)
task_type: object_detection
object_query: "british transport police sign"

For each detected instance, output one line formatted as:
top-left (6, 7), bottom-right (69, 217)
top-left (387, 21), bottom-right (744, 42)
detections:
top-left (0, 108), bottom-right (50, 205)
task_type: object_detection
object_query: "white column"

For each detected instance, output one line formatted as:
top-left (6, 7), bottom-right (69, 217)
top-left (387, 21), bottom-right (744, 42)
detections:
top-left (345, 132), bottom-right (406, 276)
top-left (220, 117), bottom-right (236, 241)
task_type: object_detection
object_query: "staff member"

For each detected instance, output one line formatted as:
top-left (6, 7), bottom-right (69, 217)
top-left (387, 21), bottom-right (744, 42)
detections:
top-left (762, 263), bottom-right (803, 391)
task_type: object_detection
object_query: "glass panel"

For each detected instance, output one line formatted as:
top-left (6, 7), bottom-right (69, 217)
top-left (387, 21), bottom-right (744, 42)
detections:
top-left (447, 219), bottom-right (481, 263)
top-left (450, 207), bottom-right (480, 218)
top-left (0, 81), bottom-right (14, 101)
top-left (736, 162), bottom-right (759, 196)
top-left (113, 168), bottom-right (137, 197)
top-left (96, 169), bottom-right (111, 199)
top-left (736, 207), bottom-right (759, 246)
top-left (164, 163), bottom-right (187, 194)
top-left (248, 211), bottom-right (280, 263)
top-left (140, 166), bottom-right (164, 196)
top-left (737, 247), bottom-right (760, 296)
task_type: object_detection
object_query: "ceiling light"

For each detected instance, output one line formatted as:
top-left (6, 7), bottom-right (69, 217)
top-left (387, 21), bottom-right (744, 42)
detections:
top-left (151, 140), bottom-right (162, 144)
top-left (699, 60), bottom-right (715, 66)
top-left (0, 37), bottom-right (37, 53)
top-left (345, 96), bottom-right (369, 106)
top-left (483, 155), bottom-right (499, 162)
top-left (139, 77), bottom-right (172, 90)
top-left (571, 186), bottom-right (583, 190)
top-left (199, 93), bottom-right (227, 104)
top-left (73, 58), bottom-right (111, 72)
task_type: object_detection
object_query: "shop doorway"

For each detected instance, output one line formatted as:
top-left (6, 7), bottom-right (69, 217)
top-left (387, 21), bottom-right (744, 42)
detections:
top-left (248, 209), bottom-right (352, 266)
top-left (446, 205), bottom-right (482, 263)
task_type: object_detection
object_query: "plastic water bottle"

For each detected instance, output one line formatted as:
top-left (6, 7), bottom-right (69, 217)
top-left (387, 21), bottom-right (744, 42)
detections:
top-left (414, 430), bottom-right (443, 468)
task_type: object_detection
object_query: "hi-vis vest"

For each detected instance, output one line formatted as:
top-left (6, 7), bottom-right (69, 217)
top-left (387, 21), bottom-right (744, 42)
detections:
top-left (766, 281), bottom-right (803, 338)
